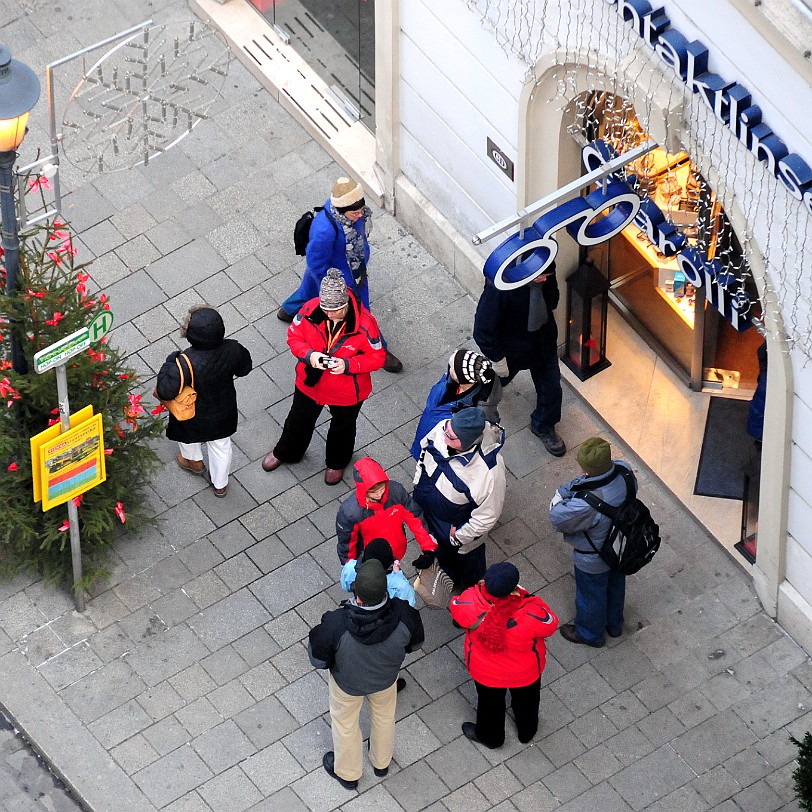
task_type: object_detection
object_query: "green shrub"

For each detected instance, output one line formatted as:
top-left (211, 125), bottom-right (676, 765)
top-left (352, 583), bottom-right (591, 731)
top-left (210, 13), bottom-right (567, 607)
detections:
top-left (0, 219), bottom-right (164, 589)
top-left (792, 732), bottom-right (812, 811)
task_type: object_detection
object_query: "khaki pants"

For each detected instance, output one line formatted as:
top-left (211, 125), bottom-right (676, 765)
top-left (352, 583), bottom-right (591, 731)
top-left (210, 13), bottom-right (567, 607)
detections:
top-left (328, 673), bottom-right (397, 781)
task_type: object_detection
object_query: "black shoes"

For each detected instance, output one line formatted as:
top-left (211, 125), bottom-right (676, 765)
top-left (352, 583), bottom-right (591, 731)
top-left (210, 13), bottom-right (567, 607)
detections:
top-left (322, 751), bottom-right (358, 790)
top-left (560, 623), bottom-right (604, 648)
top-left (396, 677), bottom-right (406, 692)
top-left (530, 425), bottom-right (567, 456)
top-left (461, 722), bottom-right (501, 750)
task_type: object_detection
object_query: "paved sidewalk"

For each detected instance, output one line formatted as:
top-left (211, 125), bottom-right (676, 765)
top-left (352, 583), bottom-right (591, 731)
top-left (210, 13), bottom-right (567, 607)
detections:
top-left (1, 1), bottom-right (809, 810)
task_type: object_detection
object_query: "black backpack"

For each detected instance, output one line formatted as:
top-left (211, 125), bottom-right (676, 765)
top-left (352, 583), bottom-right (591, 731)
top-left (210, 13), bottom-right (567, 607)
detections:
top-left (293, 207), bottom-right (339, 256)
top-left (575, 466), bottom-right (661, 575)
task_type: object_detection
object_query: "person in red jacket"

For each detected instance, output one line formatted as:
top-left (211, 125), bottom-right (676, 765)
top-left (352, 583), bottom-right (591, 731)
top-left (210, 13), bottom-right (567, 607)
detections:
top-left (262, 269), bottom-right (386, 485)
top-left (450, 562), bottom-right (559, 749)
top-left (336, 457), bottom-right (438, 565)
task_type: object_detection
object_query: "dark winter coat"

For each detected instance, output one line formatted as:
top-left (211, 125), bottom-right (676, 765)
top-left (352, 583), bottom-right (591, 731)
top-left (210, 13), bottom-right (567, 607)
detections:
top-left (450, 584), bottom-right (559, 688)
top-left (410, 373), bottom-right (503, 459)
top-left (156, 308), bottom-right (252, 443)
top-left (308, 597), bottom-right (424, 696)
top-left (473, 274), bottom-right (560, 366)
top-left (335, 457), bottom-right (436, 563)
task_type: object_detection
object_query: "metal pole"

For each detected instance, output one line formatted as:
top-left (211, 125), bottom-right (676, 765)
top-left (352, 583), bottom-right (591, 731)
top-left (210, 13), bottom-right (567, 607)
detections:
top-left (472, 140), bottom-right (658, 246)
top-left (0, 147), bottom-right (28, 374)
top-left (55, 363), bottom-right (85, 611)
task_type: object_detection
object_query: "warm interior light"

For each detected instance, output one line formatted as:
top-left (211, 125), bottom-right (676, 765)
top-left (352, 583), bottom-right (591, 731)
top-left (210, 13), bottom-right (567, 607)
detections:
top-left (0, 111), bottom-right (28, 152)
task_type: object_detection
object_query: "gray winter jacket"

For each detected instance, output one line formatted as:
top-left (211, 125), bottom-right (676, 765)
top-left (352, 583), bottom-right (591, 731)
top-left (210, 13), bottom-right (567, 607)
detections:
top-left (549, 461), bottom-right (635, 574)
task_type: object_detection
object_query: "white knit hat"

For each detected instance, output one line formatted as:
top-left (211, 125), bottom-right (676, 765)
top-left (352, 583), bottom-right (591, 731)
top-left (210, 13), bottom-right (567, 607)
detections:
top-left (319, 268), bottom-right (349, 310)
top-left (331, 177), bottom-right (364, 209)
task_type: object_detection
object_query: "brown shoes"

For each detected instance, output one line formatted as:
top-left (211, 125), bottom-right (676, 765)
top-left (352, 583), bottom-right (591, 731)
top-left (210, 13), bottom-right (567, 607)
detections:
top-left (176, 455), bottom-right (205, 476)
top-left (276, 307), bottom-right (294, 323)
top-left (262, 451), bottom-right (283, 472)
top-left (324, 467), bottom-right (344, 486)
top-left (383, 350), bottom-right (403, 374)
top-left (560, 623), bottom-right (604, 648)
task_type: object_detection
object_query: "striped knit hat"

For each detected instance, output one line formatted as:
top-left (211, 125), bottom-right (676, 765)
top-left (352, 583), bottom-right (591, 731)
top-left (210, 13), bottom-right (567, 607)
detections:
top-left (450, 350), bottom-right (494, 384)
top-left (319, 269), bottom-right (349, 310)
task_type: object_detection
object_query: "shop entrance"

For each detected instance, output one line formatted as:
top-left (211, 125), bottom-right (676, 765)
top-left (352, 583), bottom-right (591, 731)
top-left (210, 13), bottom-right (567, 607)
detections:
top-left (575, 92), bottom-right (763, 393)
top-left (245, 0), bottom-right (375, 131)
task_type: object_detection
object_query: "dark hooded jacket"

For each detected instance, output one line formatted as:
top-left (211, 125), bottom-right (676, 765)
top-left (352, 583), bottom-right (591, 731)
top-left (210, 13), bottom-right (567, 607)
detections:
top-left (308, 596), bottom-right (424, 696)
top-left (156, 308), bottom-right (252, 443)
top-left (335, 457), bottom-right (437, 564)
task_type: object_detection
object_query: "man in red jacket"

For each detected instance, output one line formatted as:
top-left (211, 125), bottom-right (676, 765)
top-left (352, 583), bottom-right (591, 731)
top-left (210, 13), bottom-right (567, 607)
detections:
top-left (262, 269), bottom-right (386, 485)
top-left (450, 562), bottom-right (559, 749)
top-left (336, 457), bottom-right (438, 566)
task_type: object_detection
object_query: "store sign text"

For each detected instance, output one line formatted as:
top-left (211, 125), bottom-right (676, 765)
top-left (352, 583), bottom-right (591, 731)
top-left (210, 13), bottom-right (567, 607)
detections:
top-left (483, 141), bottom-right (752, 332)
top-left (606, 0), bottom-right (812, 219)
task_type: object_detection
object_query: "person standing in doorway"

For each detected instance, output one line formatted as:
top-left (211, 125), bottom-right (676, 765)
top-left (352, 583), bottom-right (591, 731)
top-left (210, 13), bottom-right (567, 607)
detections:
top-left (156, 306), bottom-right (252, 498)
top-left (473, 265), bottom-right (566, 457)
top-left (277, 176), bottom-right (403, 373)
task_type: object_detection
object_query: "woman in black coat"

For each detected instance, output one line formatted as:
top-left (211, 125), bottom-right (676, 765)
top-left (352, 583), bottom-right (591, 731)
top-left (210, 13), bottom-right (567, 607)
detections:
top-left (156, 306), bottom-right (252, 497)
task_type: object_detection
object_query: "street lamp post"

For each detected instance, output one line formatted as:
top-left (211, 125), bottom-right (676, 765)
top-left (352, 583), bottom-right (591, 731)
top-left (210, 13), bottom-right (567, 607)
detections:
top-left (0, 45), bottom-right (41, 374)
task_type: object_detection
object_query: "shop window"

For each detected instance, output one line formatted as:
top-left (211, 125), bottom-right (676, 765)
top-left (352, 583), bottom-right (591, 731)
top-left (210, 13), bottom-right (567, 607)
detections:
top-left (245, 0), bottom-right (375, 131)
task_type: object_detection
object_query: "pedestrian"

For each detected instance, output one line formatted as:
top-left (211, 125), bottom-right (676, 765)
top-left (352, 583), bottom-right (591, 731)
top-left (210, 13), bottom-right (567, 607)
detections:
top-left (261, 269), bottom-right (386, 485)
top-left (309, 559), bottom-right (425, 790)
top-left (473, 264), bottom-right (566, 457)
top-left (340, 538), bottom-right (416, 606)
top-left (413, 408), bottom-right (506, 589)
top-left (410, 349), bottom-right (502, 459)
top-left (450, 562), bottom-right (559, 749)
top-left (549, 436), bottom-right (636, 647)
top-left (156, 306), bottom-right (252, 498)
top-left (277, 176), bottom-right (403, 373)
top-left (336, 456), bottom-right (437, 567)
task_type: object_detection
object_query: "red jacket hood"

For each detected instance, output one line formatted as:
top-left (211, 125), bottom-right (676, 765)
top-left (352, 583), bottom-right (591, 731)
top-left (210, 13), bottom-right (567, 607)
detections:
top-left (353, 457), bottom-right (390, 509)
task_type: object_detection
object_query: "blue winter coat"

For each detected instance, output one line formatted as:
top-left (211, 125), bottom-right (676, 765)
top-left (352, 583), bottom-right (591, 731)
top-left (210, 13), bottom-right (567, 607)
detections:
top-left (549, 462), bottom-right (635, 574)
top-left (298, 201), bottom-right (371, 308)
top-left (410, 374), bottom-right (503, 459)
top-left (340, 560), bottom-right (416, 606)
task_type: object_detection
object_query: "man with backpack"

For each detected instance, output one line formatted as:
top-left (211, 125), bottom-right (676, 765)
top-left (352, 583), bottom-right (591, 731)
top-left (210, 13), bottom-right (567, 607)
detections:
top-left (549, 437), bottom-right (636, 648)
top-left (278, 177), bottom-right (403, 373)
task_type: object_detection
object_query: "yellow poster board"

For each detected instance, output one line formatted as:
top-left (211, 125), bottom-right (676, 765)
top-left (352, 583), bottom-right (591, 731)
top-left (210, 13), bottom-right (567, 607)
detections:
top-left (40, 414), bottom-right (106, 511)
top-left (30, 405), bottom-right (94, 503)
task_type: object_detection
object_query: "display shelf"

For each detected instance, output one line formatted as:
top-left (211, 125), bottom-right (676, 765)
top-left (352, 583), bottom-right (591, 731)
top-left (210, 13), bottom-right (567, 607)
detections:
top-left (655, 285), bottom-right (695, 328)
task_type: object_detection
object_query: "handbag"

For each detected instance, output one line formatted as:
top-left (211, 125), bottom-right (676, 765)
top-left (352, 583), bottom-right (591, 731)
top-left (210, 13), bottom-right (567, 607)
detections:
top-left (413, 560), bottom-right (453, 610)
top-left (161, 353), bottom-right (197, 421)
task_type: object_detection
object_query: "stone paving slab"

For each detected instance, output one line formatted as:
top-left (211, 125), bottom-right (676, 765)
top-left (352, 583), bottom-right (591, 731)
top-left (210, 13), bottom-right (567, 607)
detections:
top-left (0, 2), bottom-right (808, 811)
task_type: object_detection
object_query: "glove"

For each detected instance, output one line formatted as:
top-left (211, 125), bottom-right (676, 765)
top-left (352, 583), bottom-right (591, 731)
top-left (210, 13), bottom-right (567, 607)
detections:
top-left (412, 550), bottom-right (436, 570)
top-left (491, 357), bottom-right (510, 377)
top-left (448, 527), bottom-right (463, 548)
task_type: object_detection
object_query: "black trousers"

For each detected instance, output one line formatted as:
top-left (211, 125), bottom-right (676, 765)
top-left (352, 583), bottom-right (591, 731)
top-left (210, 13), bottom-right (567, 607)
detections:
top-left (474, 678), bottom-right (541, 748)
top-left (436, 541), bottom-right (486, 589)
top-left (274, 388), bottom-right (363, 470)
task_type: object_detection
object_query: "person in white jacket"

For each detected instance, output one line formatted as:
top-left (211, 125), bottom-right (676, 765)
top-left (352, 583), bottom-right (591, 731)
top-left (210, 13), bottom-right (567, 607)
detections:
top-left (412, 408), bottom-right (506, 588)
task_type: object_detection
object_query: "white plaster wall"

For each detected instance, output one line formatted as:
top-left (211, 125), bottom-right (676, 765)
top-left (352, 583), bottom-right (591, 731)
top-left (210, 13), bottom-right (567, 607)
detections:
top-left (399, 0), bottom-right (526, 238)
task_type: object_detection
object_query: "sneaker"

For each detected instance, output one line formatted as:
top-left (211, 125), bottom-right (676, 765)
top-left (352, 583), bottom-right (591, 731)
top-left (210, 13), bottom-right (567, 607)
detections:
top-left (176, 455), bottom-right (205, 476)
top-left (322, 752), bottom-right (358, 790)
top-left (276, 307), bottom-right (294, 323)
top-left (383, 350), bottom-right (403, 374)
top-left (530, 426), bottom-right (567, 457)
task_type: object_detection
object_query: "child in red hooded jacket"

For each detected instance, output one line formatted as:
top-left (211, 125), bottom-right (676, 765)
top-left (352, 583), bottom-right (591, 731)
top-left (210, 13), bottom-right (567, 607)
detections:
top-left (336, 457), bottom-right (438, 567)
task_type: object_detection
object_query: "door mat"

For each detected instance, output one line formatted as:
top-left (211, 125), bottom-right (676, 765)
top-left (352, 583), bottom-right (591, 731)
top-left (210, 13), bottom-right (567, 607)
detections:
top-left (694, 396), bottom-right (751, 500)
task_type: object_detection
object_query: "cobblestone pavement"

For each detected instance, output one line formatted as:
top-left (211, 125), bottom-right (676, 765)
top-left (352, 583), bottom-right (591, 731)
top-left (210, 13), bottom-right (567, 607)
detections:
top-left (0, 713), bottom-right (82, 812)
top-left (0, 0), bottom-right (808, 810)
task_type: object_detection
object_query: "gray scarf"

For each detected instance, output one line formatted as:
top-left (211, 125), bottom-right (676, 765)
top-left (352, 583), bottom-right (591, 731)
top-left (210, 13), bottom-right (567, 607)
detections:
top-left (333, 206), bottom-right (372, 287)
top-left (527, 284), bottom-right (548, 331)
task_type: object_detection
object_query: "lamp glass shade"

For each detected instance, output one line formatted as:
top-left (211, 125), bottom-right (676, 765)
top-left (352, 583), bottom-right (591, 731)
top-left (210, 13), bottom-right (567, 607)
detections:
top-left (0, 110), bottom-right (28, 151)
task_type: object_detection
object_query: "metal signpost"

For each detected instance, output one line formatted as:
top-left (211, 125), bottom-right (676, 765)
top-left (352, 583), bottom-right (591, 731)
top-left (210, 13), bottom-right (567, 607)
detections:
top-left (33, 311), bottom-right (113, 611)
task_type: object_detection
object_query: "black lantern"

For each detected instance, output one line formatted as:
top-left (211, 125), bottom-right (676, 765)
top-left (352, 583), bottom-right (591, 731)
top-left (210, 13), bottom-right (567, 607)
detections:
top-left (562, 260), bottom-right (611, 380)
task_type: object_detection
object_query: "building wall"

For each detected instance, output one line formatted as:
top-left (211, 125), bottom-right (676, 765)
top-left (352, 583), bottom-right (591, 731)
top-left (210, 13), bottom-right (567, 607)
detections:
top-left (395, 0), bottom-right (812, 632)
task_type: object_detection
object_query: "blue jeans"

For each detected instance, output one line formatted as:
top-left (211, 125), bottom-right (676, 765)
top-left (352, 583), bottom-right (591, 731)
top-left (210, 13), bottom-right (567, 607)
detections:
top-left (501, 353), bottom-right (562, 433)
top-left (574, 567), bottom-right (625, 645)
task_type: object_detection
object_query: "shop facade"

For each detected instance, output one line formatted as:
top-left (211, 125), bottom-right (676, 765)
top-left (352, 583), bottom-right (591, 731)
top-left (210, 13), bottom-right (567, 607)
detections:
top-left (193, 0), bottom-right (812, 650)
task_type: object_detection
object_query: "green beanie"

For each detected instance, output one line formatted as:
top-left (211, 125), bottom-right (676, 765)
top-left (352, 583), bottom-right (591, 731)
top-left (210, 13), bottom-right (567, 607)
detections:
top-left (576, 437), bottom-right (612, 476)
